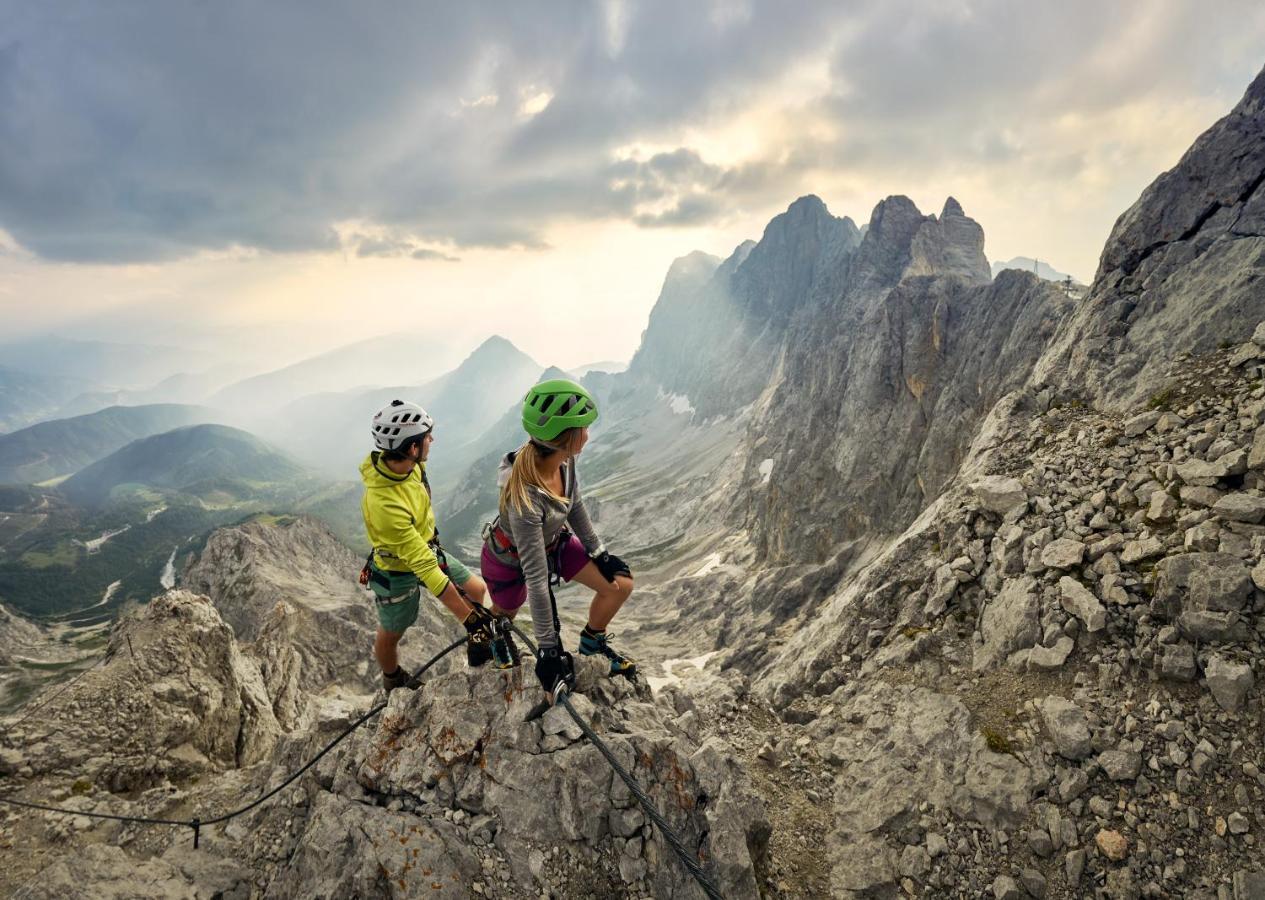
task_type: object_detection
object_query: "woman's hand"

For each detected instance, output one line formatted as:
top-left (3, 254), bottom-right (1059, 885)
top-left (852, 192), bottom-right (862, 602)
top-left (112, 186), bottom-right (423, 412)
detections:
top-left (591, 550), bottom-right (631, 582)
top-left (535, 646), bottom-right (576, 702)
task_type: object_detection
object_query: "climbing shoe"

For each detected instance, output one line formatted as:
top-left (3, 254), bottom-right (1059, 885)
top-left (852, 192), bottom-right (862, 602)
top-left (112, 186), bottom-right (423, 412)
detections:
top-left (382, 666), bottom-right (410, 694)
top-left (464, 604), bottom-right (496, 668)
top-left (490, 620), bottom-right (521, 669)
top-left (578, 625), bottom-right (637, 679)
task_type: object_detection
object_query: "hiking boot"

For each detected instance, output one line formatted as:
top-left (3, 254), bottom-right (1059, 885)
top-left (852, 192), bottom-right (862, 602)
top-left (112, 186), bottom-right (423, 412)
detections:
top-left (578, 626), bottom-right (637, 679)
top-left (490, 624), bottom-right (521, 669)
top-left (382, 666), bottom-right (410, 694)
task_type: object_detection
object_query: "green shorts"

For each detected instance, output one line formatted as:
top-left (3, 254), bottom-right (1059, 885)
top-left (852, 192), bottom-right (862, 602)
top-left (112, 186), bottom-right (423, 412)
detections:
top-left (369, 553), bottom-right (475, 634)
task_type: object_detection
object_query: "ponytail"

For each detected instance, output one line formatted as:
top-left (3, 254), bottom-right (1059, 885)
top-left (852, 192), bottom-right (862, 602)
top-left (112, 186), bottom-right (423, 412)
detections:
top-left (499, 430), bottom-right (580, 517)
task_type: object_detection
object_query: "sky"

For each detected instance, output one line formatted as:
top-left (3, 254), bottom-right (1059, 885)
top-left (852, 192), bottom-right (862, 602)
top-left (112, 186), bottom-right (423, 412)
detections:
top-left (2, 1), bottom-right (1264, 375)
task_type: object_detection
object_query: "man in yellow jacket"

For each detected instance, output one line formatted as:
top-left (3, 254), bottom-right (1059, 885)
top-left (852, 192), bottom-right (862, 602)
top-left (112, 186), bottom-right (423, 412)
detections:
top-left (361, 399), bottom-right (496, 692)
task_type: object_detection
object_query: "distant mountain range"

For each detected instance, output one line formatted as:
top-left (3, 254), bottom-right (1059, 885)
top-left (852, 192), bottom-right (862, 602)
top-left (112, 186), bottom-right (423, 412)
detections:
top-left (59, 424), bottom-right (306, 508)
top-left (0, 365), bottom-right (98, 434)
top-left (0, 404), bottom-right (221, 484)
top-left (990, 256), bottom-right (1082, 284)
top-left (266, 335), bottom-right (542, 477)
top-left (0, 336), bottom-right (191, 391)
top-left (209, 332), bottom-right (465, 415)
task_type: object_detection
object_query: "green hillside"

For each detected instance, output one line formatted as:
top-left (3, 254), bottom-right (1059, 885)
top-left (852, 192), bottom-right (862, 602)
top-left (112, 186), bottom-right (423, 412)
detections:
top-left (0, 404), bottom-right (219, 484)
top-left (59, 424), bottom-right (307, 508)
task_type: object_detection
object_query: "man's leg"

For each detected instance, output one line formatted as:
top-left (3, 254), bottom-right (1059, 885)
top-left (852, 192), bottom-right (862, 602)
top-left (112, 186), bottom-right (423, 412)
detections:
top-left (374, 627), bottom-right (403, 674)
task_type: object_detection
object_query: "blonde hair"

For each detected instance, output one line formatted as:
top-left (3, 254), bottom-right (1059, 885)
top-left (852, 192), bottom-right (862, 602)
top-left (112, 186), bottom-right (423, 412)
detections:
top-left (499, 428), bottom-right (581, 517)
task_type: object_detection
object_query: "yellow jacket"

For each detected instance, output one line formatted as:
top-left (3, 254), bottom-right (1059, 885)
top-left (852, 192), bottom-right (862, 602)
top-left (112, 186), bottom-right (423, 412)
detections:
top-left (359, 452), bottom-right (449, 597)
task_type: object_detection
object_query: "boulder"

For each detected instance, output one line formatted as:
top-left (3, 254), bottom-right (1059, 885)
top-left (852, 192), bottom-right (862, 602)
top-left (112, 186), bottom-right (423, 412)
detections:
top-left (974, 577), bottom-right (1041, 670)
top-left (823, 682), bottom-right (1040, 894)
top-left (1205, 654), bottom-right (1255, 713)
top-left (1176, 450), bottom-right (1249, 486)
top-left (1040, 696), bottom-right (1092, 760)
top-left (1213, 492), bottom-right (1265, 523)
top-left (1121, 537), bottom-right (1165, 565)
top-left (1041, 539), bottom-right (1086, 571)
top-left (1028, 636), bottom-right (1074, 671)
top-left (1059, 577), bottom-right (1107, 632)
top-left (1153, 553), bottom-right (1253, 641)
top-left (1159, 643), bottom-right (1198, 682)
top-left (972, 476), bottom-right (1028, 517)
top-left (1249, 426), bottom-right (1265, 471)
top-left (1122, 411), bottom-right (1162, 436)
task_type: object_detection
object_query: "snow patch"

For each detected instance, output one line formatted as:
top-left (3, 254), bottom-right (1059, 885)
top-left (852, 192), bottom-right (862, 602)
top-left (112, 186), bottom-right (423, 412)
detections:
top-left (647, 651), bottom-right (722, 695)
top-left (159, 547), bottom-right (178, 590)
top-left (758, 458), bottom-right (774, 484)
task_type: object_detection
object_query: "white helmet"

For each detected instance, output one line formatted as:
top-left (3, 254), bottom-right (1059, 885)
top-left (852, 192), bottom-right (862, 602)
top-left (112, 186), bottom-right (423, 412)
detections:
top-left (371, 399), bottom-right (434, 451)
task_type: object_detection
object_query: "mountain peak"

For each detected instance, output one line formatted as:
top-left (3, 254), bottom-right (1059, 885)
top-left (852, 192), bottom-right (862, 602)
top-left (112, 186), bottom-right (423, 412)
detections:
top-left (941, 196), bottom-right (965, 219)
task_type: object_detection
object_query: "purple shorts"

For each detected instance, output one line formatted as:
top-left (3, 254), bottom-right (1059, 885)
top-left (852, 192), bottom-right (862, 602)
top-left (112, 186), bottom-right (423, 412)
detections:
top-left (479, 535), bottom-right (591, 611)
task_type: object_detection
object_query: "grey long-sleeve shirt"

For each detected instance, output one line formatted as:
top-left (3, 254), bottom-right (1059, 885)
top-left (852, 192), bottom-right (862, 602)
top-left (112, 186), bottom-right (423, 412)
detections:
top-left (489, 451), bottom-right (602, 648)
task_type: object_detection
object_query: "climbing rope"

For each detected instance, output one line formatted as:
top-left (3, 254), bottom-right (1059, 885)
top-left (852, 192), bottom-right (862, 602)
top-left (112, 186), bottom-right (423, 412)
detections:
top-left (3, 651), bottom-right (113, 730)
top-left (0, 634), bottom-right (469, 849)
top-left (507, 622), bottom-right (726, 900)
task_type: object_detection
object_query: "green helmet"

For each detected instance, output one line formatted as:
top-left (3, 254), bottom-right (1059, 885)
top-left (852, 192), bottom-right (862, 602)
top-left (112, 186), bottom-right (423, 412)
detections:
top-left (522, 378), bottom-right (598, 442)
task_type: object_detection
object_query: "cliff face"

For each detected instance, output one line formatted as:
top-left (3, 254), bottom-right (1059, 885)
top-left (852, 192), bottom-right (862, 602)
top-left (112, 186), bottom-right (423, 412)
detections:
top-left (737, 196), bottom-right (1067, 562)
top-left (1035, 64), bottom-right (1265, 407)
top-left (0, 591), bottom-right (298, 791)
top-left (628, 195), bottom-right (861, 419)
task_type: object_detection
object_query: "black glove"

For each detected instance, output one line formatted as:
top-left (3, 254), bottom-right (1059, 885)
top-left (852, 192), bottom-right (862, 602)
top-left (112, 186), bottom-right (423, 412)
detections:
top-left (535, 646), bottom-right (576, 700)
top-left (592, 550), bottom-right (631, 583)
top-left (463, 601), bottom-right (496, 641)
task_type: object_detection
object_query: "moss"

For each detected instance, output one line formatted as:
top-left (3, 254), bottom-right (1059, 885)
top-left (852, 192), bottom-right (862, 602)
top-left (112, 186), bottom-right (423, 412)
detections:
top-left (981, 725), bottom-right (1015, 755)
top-left (901, 626), bottom-right (930, 640)
top-left (70, 778), bottom-right (93, 795)
top-left (1147, 387), bottom-right (1176, 411)
top-left (1218, 339), bottom-right (1234, 350)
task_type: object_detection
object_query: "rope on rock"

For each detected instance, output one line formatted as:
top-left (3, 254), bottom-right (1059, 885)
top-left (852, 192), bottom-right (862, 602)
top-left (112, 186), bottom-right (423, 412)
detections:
top-left (4, 651), bottom-right (113, 730)
top-left (507, 622), bottom-right (726, 900)
top-left (0, 634), bottom-right (468, 849)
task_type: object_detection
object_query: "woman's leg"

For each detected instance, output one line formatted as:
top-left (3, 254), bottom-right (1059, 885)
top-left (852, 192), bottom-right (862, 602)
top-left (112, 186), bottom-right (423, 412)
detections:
top-left (569, 562), bottom-right (634, 631)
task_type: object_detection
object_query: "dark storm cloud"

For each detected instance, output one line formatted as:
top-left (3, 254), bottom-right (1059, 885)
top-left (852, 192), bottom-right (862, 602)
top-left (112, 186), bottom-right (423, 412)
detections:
top-left (0, 0), bottom-right (1262, 263)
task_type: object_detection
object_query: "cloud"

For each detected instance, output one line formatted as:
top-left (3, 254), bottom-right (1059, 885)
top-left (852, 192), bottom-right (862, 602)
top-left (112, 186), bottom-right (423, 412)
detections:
top-left (0, 1), bottom-right (1263, 264)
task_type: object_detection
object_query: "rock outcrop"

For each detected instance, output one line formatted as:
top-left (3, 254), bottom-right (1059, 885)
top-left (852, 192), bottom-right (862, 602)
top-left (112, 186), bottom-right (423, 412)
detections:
top-left (182, 515), bottom-right (448, 691)
top-left (0, 591), bottom-right (295, 791)
top-left (1035, 63), bottom-right (1265, 407)
top-left (247, 658), bottom-right (768, 899)
top-left (740, 196), bottom-right (1069, 561)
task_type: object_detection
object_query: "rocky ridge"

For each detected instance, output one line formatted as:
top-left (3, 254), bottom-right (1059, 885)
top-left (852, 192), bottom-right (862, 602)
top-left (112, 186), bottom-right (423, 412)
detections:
top-left (702, 330), bottom-right (1265, 897)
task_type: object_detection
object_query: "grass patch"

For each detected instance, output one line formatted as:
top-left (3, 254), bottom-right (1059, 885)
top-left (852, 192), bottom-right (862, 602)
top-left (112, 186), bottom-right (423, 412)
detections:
top-left (901, 626), bottom-right (930, 640)
top-left (71, 778), bottom-right (93, 795)
top-left (981, 725), bottom-right (1016, 755)
top-left (1147, 387), bottom-right (1176, 411)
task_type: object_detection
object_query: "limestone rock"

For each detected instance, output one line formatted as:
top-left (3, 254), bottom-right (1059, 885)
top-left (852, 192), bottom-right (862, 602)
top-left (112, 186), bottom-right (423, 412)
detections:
top-left (1153, 553), bottom-right (1253, 641)
top-left (1213, 492), bottom-right (1265, 524)
top-left (1040, 696), bottom-right (1092, 760)
top-left (972, 476), bottom-right (1028, 517)
top-left (1028, 636), bottom-right (1074, 671)
top-left (1121, 537), bottom-right (1165, 565)
top-left (823, 682), bottom-right (1040, 894)
top-left (975, 577), bottom-right (1041, 670)
top-left (0, 590), bottom-right (286, 788)
top-left (1059, 577), bottom-right (1107, 632)
top-left (1205, 654), bottom-right (1255, 712)
top-left (1096, 829), bottom-right (1129, 861)
top-left (1042, 539), bottom-right (1086, 570)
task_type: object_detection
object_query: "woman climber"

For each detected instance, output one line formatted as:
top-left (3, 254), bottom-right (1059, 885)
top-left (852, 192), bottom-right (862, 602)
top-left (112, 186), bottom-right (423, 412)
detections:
top-left (479, 378), bottom-right (636, 701)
